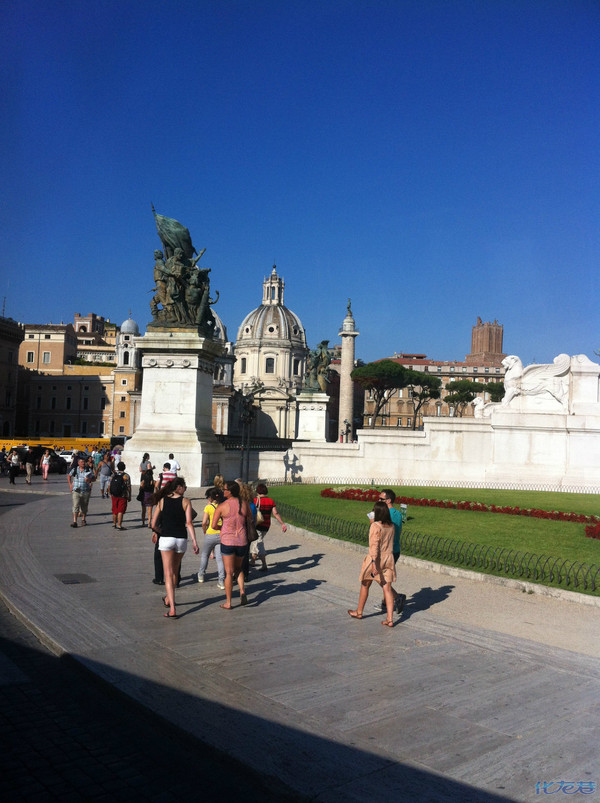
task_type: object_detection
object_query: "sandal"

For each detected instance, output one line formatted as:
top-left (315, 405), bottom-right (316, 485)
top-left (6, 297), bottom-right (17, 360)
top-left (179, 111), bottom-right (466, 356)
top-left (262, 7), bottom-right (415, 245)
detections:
top-left (382, 619), bottom-right (394, 628)
top-left (161, 596), bottom-right (170, 608)
top-left (347, 610), bottom-right (363, 620)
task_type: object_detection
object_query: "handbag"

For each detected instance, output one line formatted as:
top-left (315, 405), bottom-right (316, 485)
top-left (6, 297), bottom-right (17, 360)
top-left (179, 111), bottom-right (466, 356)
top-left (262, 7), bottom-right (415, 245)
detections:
top-left (255, 496), bottom-right (265, 525)
top-left (152, 507), bottom-right (163, 536)
top-left (136, 487), bottom-right (145, 502)
top-left (246, 516), bottom-right (259, 543)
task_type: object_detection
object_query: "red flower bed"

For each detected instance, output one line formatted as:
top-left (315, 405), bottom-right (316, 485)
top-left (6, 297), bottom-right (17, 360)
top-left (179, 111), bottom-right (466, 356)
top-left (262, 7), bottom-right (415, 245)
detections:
top-left (321, 488), bottom-right (600, 527)
top-left (585, 523), bottom-right (600, 540)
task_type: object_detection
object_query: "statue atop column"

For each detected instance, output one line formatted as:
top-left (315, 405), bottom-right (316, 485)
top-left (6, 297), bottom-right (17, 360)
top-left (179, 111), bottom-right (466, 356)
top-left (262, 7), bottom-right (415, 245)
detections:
top-left (149, 206), bottom-right (219, 335)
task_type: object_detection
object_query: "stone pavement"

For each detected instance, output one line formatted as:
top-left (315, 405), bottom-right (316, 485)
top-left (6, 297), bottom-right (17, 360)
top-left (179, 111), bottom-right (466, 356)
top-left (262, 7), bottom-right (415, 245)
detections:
top-left (0, 474), bottom-right (599, 802)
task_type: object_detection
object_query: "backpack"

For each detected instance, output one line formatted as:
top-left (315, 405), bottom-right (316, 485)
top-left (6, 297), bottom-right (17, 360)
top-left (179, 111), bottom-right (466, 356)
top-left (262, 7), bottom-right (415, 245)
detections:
top-left (110, 473), bottom-right (126, 497)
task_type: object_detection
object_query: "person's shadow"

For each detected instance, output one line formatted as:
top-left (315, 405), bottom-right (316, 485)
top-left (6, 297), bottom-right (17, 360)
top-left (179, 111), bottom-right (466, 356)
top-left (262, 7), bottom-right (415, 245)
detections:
top-left (264, 548), bottom-right (325, 574)
top-left (283, 451), bottom-right (303, 482)
top-left (400, 585), bottom-right (455, 622)
top-left (245, 576), bottom-right (325, 606)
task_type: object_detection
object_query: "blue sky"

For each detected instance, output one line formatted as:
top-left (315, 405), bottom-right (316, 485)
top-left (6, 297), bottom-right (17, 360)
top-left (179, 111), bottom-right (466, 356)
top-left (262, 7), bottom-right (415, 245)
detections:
top-left (3, 0), bottom-right (598, 365)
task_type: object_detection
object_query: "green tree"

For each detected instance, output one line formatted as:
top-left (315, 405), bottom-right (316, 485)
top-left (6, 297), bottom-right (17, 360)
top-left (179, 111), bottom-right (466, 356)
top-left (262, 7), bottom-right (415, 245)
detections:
top-left (351, 360), bottom-right (409, 428)
top-left (444, 379), bottom-right (481, 417)
top-left (484, 380), bottom-right (505, 402)
top-left (405, 370), bottom-right (442, 429)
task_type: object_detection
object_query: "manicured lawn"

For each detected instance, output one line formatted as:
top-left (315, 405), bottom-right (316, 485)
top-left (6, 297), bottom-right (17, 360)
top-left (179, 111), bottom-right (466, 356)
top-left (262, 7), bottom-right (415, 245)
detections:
top-left (271, 484), bottom-right (600, 567)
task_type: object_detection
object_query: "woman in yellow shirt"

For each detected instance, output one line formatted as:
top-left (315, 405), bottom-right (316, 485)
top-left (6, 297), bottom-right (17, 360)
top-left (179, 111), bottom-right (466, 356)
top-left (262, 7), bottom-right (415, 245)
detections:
top-left (196, 487), bottom-right (225, 589)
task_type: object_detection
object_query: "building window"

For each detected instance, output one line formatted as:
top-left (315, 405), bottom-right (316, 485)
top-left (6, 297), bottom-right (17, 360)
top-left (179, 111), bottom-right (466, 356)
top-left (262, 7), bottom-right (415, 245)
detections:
top-left (41, 351), bottom-right (50, 364)
top-left (293, 358), bottom-right (300, 375)
top-left (473, 367), bottom-right (478, 373)
top-left (28, 334), bottom-right (34, 339)
top-left (485, 367), bottom-right (489, 373)
top-left (265, 357), bottom-right (275, 374)
top-left (81, 421), bottom-right (87, 434)
top-left (35, 420), bottom-right (40, 433)
top-left (44, 334), bottom-right (51, 339)
top-left (83, 397), bottom-right (89, 410)
top-left (26, 351), bottom-right (34, 363)
top-left (121, 379), bottom-right (127, 386)
top-left (406, 417), bottom-right (412, 428)
top-left (8, 351), bottom-right (13, 363)
top-left (119, 426), bottom-right (125, 433)
top-left (123, 351), bottom-right (130, 366)
top-left (437, 366), bottom-right (442, 372)
top-left (240, 357), bottom-right (247, 373)
top-left (100, 421), bottom-right (105, 434)
top-left (36, 396), bottom-right (41, 409)
top-left (66, 397), bottom-right (71, 410)
top-left (120, 411), bottom-right (126, 418)
top-left (120, 396), bottom-right (126, 402)
top-left (462, 367), bottom-right (467, 372)
top-left (50, 420), bottom-right (55, 434)
top-left (397, 418), bottom-right (402, 426)
top-left (101, 398), bottom-right (106, 410)
top-left (51, 397), bottom-right (56, 410)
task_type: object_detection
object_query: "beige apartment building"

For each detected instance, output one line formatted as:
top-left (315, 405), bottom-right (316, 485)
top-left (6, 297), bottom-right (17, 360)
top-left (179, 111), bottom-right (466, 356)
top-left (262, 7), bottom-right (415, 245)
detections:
top-left (363, 319), bottom-right (506, 429)
top-left (16, 317), bottom-right (141, 440)
top-left (0, 316), bottom-right (24, 437)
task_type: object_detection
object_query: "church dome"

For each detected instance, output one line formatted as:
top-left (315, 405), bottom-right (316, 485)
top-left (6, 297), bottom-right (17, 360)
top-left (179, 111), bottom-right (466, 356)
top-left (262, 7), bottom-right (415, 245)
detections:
top-left (120, 316), bottom-right (140, 336)
top-left (236, 266), bottom-right (306, 348)
top-left (211, 309), bottom-right (228, 344)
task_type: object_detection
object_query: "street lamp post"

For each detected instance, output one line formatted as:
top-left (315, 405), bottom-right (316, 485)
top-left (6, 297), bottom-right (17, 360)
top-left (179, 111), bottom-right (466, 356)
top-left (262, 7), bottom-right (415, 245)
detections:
top-left (237, 382), bottom-right (263, 482)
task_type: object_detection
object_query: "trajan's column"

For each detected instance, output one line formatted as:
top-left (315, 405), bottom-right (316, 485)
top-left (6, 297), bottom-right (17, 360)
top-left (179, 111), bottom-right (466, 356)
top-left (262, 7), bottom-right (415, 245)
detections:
top-left (338, 300), bottom-right (359, 441)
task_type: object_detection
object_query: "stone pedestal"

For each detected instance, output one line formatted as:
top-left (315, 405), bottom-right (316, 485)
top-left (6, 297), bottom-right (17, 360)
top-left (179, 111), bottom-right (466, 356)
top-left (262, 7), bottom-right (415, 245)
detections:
top-left (121, 329), bottom-right (224, 487)
top-left (296, 390), bottom-right (329, 442)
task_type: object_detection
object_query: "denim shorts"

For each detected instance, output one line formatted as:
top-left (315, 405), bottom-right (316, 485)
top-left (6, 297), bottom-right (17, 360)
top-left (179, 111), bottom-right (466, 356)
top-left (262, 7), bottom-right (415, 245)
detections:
top-left (220, 543), bottom-right (248, 558)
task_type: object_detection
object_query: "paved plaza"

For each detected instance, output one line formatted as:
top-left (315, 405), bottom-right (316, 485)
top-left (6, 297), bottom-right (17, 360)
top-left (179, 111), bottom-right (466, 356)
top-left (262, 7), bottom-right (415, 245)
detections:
top-left (0, 474), bottom-right (599, 801)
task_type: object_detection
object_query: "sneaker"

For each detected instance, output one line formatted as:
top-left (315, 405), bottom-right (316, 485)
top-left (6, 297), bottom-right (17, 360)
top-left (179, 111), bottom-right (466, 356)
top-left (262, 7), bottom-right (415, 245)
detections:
top-left (217, 581), bottom-right (225, 590)
top-left (395, 593), bottom-right (407, 614)
top-left (197, 573), bottom-right (204, 583)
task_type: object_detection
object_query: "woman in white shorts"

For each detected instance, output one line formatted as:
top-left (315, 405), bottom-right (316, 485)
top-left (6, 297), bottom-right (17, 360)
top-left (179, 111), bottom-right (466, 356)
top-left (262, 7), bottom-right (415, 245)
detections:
top-left (152, 477), bottom-right (198, 619)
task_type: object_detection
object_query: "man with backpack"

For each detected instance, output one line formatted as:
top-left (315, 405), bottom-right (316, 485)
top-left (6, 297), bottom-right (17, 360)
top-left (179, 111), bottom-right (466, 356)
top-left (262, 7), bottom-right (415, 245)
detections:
top-left (110, 461), bottom-right (131, 531)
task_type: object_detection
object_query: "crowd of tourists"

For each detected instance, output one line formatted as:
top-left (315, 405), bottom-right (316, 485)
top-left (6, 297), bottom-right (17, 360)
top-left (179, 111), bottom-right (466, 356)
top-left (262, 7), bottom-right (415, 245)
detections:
top-left (4, 443), bottom-right (407, 627)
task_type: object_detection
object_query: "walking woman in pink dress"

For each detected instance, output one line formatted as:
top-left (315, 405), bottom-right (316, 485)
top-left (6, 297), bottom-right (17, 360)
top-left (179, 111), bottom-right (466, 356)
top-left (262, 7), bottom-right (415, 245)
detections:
top-left (211, 480), bottom-right (252, 609)
top-left (348, 500), bottom-right (397, 627)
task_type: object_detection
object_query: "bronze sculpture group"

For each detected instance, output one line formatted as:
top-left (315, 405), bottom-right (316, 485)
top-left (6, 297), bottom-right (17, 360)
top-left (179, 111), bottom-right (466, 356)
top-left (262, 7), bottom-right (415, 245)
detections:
top-left (149, 207), bottom-right (218, 335)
